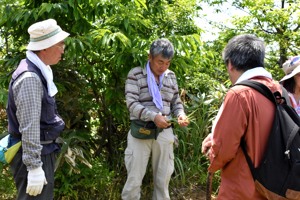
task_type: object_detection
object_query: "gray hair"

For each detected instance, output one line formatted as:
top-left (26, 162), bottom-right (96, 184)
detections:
top-left (150, 38), bottom-right (174, 59)
top-left (222, 34), bottom-right (265, 71)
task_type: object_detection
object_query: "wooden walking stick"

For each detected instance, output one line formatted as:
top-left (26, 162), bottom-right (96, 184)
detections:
top-left (206, 172), bottom-right (213, 200)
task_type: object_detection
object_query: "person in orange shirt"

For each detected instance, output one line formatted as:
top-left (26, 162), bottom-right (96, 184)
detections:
top-left (201, 34), bottom-right (281, 199)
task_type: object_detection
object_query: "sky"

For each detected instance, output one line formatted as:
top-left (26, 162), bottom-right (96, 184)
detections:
top-left (194, 1), bottom-right (247, 41)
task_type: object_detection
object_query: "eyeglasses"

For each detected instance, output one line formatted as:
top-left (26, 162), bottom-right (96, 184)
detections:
top-left (55, 43), bottom-right (66, 51)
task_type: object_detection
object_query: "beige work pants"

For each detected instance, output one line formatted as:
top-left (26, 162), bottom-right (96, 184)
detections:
top-left (121, 128), bottom-right (175, 200)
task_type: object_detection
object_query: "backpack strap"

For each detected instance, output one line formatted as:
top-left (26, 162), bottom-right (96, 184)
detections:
top-left (235, 80), bottom-right (299, 179)
top-left (234, 80), bottom-right (278, 180)
top-left (236, 80), bottom-right (291, 106)
top-left (235, 80), bottom-right (277, 104)
top-left (281, 85), bottom-right (292, 107)
top-left (236, 80), bottom-right (298, 150)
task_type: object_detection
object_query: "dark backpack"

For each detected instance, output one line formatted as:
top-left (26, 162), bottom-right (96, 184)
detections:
top-left (236, 80), bottom-right (300, 200)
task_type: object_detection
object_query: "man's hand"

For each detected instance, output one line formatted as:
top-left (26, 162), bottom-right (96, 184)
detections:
top-left (26, 166), bottom-right (48, 196)
top-left (154, 114), bottom-right (171, 129)
top-left (177, 115), bottom-right (190, 127)
top-left (201, 133), bottom-right (213, 155)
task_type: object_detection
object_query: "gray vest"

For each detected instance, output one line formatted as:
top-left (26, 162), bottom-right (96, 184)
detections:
top-left (6, 59), bottom-right (65, 154)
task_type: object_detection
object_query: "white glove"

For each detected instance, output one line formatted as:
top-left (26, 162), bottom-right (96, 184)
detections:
top-left (26, 166), bottom-right (48, 196)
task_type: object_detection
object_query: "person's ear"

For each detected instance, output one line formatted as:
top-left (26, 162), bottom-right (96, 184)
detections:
top-left (227, 60), bottom-right (234, 71)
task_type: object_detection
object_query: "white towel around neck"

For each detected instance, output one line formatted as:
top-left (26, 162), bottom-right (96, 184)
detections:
top-left (26, 50), bottom-right (58, 97)
top-left (235, 67), bottom-right (272, 84)
top-left (211, 67), bottom-right (272, 135)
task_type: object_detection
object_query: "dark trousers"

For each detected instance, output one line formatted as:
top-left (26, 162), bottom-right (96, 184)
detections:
top-left (10, 151), bottom-right (56, 200)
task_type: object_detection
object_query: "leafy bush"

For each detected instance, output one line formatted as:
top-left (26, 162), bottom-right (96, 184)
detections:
top-left (0, 165), bottom-right (16, 200)
top-left (170, 81), bottom-right (226, 195)
top-left (54, 158), bottom-right (116, 200)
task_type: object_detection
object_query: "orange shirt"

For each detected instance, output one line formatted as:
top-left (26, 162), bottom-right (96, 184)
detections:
top-left (208, 77), bottom-right (282, 200)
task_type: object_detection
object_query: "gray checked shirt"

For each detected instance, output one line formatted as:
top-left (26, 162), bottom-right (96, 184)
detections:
top-left (12, 72), bottom-right (43, 170)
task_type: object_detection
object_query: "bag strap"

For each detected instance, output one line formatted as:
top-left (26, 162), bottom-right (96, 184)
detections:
top-left (234, 80), bottom-right (278, 179)
top-left (281, 85), bottom-right (292, 107)
top-left (235, 80), bottom-right (277, 104)
top-left (0, 132), bottom-right (9, 140)
top-left (236, 80), bottom-right (291, 106)
top-left (236, 80), bottom-right (299, 159)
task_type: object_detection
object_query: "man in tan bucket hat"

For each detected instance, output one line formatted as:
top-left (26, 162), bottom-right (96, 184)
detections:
top-left (6, 19), bottom-right (69, 200)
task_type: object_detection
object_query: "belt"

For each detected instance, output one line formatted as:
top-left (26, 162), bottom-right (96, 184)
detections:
top-left (10, 133), bottom-right (58, 145)
top-left (166, 125), bottom-right (172, 129)
top-left (40, 140), bottom-right (55, 145)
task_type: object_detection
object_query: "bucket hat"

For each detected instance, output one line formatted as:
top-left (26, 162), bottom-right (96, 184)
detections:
top-left (280, 56), bottom-right (300, 82)
top-left (26, 19), bottom-right (70, 51)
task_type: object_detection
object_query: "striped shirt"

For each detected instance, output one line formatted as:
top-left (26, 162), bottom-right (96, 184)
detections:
top-left (125, 66), bottom-right (185, 121)
top-left (12, 72), bottom-right (43, 169)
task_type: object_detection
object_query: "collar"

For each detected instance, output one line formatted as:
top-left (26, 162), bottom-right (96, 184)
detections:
top-left (235, 67), bottom-right (272, 84)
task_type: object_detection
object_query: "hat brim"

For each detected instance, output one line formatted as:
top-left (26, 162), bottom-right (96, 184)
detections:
top-left (26, 30), bottom-right (70, 51)
top-left (280, 65), bottom-right (300, 82)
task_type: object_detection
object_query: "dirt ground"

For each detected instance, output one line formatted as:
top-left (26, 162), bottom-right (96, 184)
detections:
top-left (179, 190), bottom-right (208, 200)
top-left (171, 187), bottom-right (216, 200)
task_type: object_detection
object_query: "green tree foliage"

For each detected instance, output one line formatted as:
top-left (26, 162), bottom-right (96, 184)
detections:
top-left (1, 0), bottom-right (201, 156)
top-left (199, 0), bottom-right (300, 196)
top-left (206, 0), bottom-right (300, 81)
top-left (1, 0), bottom-right (223, 198)
top-left (5, 0), bottom-right (299, 198)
